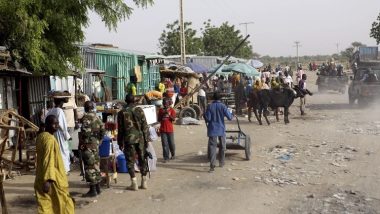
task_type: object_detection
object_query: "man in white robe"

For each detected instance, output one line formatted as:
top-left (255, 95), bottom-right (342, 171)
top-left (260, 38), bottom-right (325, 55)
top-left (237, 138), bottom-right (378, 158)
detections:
top-left (46, 97), bottom-right (71, 173)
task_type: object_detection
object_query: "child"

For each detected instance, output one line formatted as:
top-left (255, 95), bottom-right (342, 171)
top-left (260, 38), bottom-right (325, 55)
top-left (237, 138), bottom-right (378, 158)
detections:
top-left (158, 98), bottom-right (176, 162)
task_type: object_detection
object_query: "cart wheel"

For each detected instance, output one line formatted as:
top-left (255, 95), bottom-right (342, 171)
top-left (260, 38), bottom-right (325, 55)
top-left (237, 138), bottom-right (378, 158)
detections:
top-left (245, 135), bottom-right (252, 160)
top-left (179, 106), bottom-right (197, 119)
top-left (190, 104), bottom-right (201, 119)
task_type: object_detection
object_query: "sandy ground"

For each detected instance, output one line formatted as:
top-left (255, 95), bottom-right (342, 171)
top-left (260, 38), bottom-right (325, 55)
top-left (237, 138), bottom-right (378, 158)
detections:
top-left (3, 71), bottom-right (380, 214)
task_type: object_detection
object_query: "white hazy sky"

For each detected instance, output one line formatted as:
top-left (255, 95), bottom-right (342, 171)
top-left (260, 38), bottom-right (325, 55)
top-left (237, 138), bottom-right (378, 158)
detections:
top-left (84, 0), bottom-right (380, 57)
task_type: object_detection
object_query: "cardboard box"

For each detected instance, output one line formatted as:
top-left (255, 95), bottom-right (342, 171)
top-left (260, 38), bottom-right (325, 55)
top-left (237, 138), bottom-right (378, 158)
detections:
top-left (137, 105), bottom-right (157, 125)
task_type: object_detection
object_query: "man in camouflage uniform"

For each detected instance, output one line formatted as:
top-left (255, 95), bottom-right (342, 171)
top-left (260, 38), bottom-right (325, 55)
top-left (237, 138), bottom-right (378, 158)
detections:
top-left (117, 94), bottom-right (150, 191)
top-left (79, 101), bottom-right (105, 197)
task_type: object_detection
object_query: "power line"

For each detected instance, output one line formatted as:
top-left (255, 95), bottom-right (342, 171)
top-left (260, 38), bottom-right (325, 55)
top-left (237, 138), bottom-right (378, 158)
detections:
top-left (336, 43), bottom-right (339, 54)
top-left (239, 22), bottom-right (254, 37)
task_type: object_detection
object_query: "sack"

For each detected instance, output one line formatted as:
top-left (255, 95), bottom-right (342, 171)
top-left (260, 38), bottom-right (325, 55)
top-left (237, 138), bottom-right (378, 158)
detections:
top-left (146, 142), bottom-right (157, 171)
top-left (149, 126), bottom-right (158, 141)
top-left (176, 117), bottom-right (202, 125)
top-left (133, 142), bottom-right (157, 172)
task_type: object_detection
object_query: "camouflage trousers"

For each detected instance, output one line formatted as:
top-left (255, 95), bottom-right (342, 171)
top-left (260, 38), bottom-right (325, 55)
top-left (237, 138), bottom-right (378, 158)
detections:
top-left (82, 146), bottom-right (101, 185)
top-left (124, 143), bottom-right (147, 176)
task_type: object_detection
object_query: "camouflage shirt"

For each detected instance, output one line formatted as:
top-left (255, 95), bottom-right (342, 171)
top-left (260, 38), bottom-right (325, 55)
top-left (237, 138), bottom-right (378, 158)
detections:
top-left (80, 112), bottom-right (105, 145)
top-left (117, 104), bottom-right (149, 145)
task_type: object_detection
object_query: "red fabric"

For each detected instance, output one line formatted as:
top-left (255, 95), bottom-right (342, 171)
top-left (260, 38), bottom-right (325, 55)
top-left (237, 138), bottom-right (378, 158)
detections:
top-left (179, 87), bottom-right (188, 96)
top-left (158, 108), bottom-right (176, 133)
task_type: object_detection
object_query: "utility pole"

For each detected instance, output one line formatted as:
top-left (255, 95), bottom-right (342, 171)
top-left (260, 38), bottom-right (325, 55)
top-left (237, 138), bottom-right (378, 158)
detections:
top-left (239, 22), bottom-right (254, 55)
top-left (179, 0), bottom-right (186, 65)
top-left (294, 41), bottom-right (301, 65)
top-left (239, 22), bottom-right (254, 37)
top-left (336, 43), bottom-right (339, 54)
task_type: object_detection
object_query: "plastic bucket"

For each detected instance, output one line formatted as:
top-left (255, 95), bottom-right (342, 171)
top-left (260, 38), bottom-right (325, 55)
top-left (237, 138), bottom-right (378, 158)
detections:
top-left (117, 154), bottom-right (128, 173)
top-left (99, 136), bottom-right (111, 157)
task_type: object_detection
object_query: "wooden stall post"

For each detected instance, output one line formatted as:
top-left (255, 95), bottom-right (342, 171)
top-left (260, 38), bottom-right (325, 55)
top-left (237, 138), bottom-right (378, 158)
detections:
top-left (0, 171), bottom-right (8, 214)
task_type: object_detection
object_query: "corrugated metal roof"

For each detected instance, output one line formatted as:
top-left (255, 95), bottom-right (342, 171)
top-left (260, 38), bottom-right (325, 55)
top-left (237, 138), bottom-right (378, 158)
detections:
top-left (0, 69), bottom-right (32, 75)
top-left (80, 44), bottom-right (155, 57)
top-left (189, 56), bottom-right (221, 69)
top-left (85, 68), bottom-right (105, 74)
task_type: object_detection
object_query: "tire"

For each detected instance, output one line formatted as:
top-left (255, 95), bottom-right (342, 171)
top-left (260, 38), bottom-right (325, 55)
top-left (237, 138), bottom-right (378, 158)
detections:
top-left (179, 106), bottom-right (197, 119)
top-left (245, 135), bottom-right (252, 161)
top-left (190, 104), bottom-right (201, 119)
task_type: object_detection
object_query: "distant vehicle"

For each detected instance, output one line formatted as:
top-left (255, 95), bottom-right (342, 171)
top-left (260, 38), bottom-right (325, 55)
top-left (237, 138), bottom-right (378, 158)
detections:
top-left (316, 64), bottom-right (348, 93)
top-left (348, 46), bottom-right (380, 106)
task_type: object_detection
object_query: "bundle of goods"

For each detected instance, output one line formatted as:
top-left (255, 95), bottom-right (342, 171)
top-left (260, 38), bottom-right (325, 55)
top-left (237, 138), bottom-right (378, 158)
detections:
top-left (47, 91), bottom-right (71, 98)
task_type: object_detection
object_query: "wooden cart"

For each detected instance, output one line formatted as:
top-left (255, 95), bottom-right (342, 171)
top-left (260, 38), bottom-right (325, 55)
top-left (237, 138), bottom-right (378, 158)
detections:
top-left (171, 36), bottom-right (250, 120)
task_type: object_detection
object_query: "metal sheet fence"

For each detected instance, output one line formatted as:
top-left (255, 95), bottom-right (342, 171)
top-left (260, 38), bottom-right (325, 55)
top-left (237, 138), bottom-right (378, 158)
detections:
top-left (28, 76), bottom-right (50, 126)
top-left (359, 47), bottom-right (379, 61)
top-left (80, 46), bottom-right (162, 99)
top-left (139, 64), bottom-right (160, 94)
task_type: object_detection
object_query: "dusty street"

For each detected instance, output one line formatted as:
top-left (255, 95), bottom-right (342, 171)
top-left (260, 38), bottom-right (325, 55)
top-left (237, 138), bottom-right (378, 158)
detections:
top-left (4, 71), bottom-right (380, 214)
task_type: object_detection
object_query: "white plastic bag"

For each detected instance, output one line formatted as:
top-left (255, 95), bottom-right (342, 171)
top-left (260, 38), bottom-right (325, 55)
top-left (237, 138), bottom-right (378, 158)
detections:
top-left (134, 142), bottom-right (157, 172)
top-left (149, 126), bottom-right (158, 141)
top-left (147, 142), bottom-right (157, 171)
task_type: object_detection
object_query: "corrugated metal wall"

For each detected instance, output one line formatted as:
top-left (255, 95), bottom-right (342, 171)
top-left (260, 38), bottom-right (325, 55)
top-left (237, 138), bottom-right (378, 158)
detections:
top-left (49, 76), bottom-right (75, 93)
top-left (138, 63), bottom-right (160, 94)
top-left (80, 46), bottom-right (164, 99)
top-left (189, 56), bottom-right (220, 69)
top-left (28, 76), bottom-right (50, 126)
top-left (116, 61), bottom-right (132, 99)
top-left (81, 47), bottom-right (138, 100)
top-left (359, 47), bottom-right (379, 61)
top-left (80, 48), bottom-right (97, 96)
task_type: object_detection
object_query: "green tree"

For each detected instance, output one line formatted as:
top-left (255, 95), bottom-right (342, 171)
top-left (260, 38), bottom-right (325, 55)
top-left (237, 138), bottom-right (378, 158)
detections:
top-left (351, 41), bottom-right (366, 48)
top-left (370, 13), bottom-right (380, 44)
top-left (341, 47), bottom-right (354, 60)
top-left (340, 42), bottom-right (366, 61)
top-left (202, 21), bottom-right (253, 58)
top-left (158, 20), bottom-right (203, 56)
top-left (0, 0), bottom-right (153, 75)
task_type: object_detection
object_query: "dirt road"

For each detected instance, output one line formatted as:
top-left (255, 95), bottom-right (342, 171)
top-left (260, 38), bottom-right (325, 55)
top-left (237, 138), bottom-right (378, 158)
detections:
top-left (4, 71), bottom-right (380, 214)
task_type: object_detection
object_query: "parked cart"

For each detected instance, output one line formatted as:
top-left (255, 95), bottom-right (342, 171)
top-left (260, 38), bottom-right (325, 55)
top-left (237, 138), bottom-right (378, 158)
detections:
top-left (224, 116), bottom-right (252, 160)
top-left (172, 36), bottom-right (251, 119)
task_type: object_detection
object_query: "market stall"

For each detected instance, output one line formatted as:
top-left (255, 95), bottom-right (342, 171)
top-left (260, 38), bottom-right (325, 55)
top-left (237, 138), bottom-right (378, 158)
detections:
top-left (160, 67), bottom-right (202, 119)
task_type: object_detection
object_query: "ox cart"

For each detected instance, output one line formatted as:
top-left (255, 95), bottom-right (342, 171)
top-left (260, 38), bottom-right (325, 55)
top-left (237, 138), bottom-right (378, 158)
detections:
top-left (173, 36), bottom-right (250, 119)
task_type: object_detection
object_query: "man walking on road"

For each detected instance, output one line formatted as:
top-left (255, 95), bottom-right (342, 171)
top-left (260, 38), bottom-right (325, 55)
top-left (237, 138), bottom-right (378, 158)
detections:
top-left (117, 94), bottom-right (150, 191)
top-left (298, 74), bottom-right (311, 115)
top-left (34, 115), bottom-right (74, 214)
top-left (204, 92), bottom-right (233, 172)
